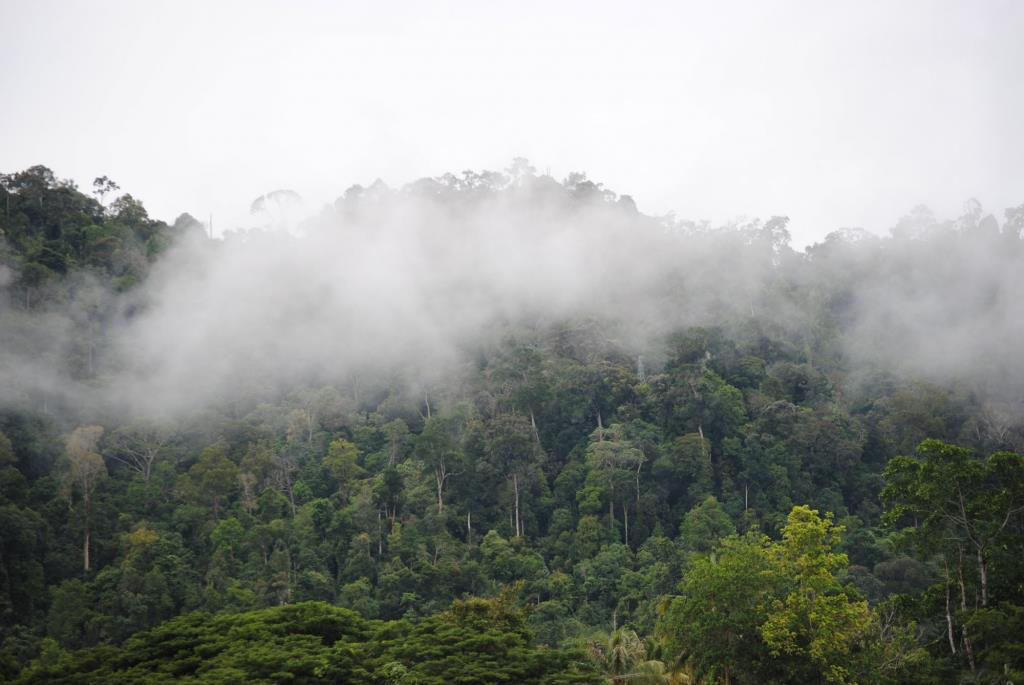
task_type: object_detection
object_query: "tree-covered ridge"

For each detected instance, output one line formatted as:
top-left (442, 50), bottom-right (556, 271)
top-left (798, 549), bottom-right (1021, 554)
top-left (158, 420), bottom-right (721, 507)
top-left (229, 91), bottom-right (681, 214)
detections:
top-left (0, 165), bottom-right (201, 298)
top-left (1, 164), bottom-right (1023, 682)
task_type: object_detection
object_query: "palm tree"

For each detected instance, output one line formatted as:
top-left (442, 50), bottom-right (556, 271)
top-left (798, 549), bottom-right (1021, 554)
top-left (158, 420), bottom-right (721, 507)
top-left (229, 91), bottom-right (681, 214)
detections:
top-left (587, 629), bottom-right (646, 684)
top-left (645, 636), bottom-right (695, 685)
top-left (585, 629), bottom-right (694, 684)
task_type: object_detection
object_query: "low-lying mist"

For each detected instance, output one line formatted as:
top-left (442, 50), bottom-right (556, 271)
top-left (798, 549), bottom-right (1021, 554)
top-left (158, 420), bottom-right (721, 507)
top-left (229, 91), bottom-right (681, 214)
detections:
top-left (2, 167), bottom-right (1023, 422)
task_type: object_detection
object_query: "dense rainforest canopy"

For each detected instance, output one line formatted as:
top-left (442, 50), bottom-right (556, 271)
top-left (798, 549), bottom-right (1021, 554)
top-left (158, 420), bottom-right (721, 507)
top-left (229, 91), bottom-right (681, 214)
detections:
top-left (1, 163), bottom-right (1023, 683)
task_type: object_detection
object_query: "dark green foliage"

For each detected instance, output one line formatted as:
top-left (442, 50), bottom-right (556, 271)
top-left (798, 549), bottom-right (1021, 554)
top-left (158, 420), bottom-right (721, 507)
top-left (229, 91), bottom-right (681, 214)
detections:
top-left (15, 600), bottom-right (598, 684)
top-left (2, 164), bottom-right (1024, 681)
top-left (0, 166), bottom-right (177, 312)
top-left (881, 439), bottom-right (1024, 680)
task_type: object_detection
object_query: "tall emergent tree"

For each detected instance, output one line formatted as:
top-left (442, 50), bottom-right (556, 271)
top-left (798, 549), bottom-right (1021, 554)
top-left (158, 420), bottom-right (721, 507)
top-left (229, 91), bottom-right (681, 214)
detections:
top-left (63, 426), bottom-right (107, 571)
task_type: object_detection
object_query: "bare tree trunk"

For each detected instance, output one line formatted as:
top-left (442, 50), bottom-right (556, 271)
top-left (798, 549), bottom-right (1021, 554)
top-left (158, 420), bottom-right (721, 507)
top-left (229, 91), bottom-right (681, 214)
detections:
top-left (513, 472), bottom-right (521, 537)
top-left (436, 467), bottom-right (445, 514)
top-left (82, 488), bottom-right (92, 571)
top-left (944, 561), bottom-right (957, 655)
top-left (83, 525), bottom-right (90, 572)
top-left (467, 509), bottom-right (472, 545)
top-left (957, 547), bottom-right (976, 672)
top-left (977, 547), bottom-right (989, 607)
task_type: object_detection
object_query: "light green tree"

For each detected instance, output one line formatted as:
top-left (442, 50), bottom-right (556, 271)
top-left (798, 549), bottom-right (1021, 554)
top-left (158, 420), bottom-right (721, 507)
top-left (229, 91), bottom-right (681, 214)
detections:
top-left (659, 506), bottom-right (878, 685)
top-left (760, 506), bottom-right (873, 685)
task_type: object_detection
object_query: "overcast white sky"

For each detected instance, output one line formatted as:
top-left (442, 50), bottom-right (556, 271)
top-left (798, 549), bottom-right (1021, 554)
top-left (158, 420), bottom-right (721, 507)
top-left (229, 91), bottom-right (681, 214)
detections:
top-left (2, 0), bottom-right (1022, 246)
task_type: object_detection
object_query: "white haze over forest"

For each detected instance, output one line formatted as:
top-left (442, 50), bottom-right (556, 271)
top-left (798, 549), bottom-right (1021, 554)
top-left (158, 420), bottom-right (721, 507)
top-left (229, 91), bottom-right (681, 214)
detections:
top-left (1, 167), bottom-right (1022, 421)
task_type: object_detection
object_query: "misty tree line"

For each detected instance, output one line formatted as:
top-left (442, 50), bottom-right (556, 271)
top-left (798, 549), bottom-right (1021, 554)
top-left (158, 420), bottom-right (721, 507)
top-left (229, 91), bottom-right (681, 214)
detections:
top-left (1, 163), bottom-right (1024, 683)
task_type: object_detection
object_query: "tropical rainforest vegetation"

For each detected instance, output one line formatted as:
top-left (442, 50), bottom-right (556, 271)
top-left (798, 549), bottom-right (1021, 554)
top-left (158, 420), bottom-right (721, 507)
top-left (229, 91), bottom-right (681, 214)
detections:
top-left (1, 163), bottom-right (1023, 683)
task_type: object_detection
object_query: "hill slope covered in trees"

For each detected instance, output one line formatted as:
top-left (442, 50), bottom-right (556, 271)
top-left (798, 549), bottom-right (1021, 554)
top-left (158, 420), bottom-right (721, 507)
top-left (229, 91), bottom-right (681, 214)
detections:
top-left (1, 163), bottom-right (1023, 683)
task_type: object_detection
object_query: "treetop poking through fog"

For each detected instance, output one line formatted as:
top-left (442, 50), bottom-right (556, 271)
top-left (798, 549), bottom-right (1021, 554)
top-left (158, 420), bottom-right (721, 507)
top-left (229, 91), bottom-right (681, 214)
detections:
top-left (1, 162), bottom-right (1023, 419)
top-left (3, 2), bottom-right (1022, 248)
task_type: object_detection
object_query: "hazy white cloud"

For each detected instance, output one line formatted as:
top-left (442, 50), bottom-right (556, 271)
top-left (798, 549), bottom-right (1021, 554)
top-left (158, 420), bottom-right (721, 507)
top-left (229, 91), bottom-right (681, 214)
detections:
top-left (3, 170), bottom-right (1022, 423)
top-left (1, 0), bottom-right (1022, 247)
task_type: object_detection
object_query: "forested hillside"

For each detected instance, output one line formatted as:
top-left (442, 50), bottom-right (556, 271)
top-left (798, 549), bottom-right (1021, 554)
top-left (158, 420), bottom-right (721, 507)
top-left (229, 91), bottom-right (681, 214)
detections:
top-left (1, 163), bottom-right (1023, 683)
